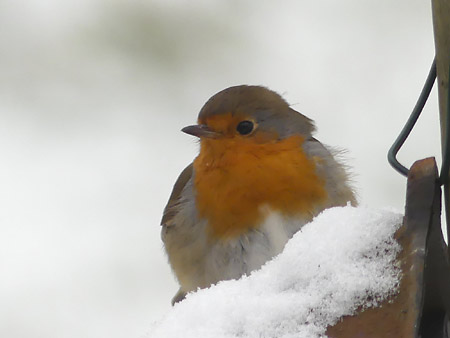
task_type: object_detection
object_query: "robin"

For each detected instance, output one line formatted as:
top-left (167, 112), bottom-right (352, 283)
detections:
top-left (161, 85), bottom-right (357, 304)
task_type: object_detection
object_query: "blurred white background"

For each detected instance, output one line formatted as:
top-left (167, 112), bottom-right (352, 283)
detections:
top-left (0, 1), bottom-right (442, 337)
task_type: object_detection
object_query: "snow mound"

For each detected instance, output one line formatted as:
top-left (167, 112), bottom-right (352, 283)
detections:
top-left (148, 206), bottom-right (402, 338)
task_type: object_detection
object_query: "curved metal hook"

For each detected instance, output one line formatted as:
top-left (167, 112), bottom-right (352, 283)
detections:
top-left (387, 58), bottom-right (437, 177)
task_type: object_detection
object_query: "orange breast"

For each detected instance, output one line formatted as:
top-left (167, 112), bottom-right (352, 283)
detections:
top-left (193, 135), bottom-right (328, 239)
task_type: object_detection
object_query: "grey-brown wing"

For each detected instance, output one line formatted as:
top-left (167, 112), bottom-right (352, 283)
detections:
top-left (303, 137), bottom-right (357, 207)
top-left (160, 163), bottom-right (193, 226)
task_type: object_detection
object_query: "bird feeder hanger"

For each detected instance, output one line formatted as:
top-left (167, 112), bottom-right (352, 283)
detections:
top-left (387, 0), bottom-right (450, 336)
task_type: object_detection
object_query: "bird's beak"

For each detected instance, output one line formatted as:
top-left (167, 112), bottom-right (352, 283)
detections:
top-left (181, 124), bottom-right (221, 139)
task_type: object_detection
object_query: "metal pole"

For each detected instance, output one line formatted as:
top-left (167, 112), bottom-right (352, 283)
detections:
top-left (431, 0), bottom-right (450, 246)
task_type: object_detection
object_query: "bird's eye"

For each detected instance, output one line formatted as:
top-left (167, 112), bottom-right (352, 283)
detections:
top-left (236, 120), bottom-right (254, 135)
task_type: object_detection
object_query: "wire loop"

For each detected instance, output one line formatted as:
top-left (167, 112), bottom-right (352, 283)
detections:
top-left (387, 58), bottom-right (437, 177)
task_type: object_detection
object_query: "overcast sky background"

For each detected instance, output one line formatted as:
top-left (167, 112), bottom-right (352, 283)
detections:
top-left (0, 1), bottom-right (443, 337)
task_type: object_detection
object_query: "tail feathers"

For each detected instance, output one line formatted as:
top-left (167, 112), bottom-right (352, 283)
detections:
top-left (172, 289), bottom-right (187, 306)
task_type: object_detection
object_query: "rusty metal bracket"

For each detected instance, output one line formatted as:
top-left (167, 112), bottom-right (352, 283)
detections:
top-left (405, 158), bottom-right (450, 337)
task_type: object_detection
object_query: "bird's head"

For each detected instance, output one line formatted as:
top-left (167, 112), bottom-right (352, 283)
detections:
top-left (182, 85), bottom-right (315, 146)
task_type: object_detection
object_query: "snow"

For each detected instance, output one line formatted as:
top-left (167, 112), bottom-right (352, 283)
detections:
top-left (147, 206), bottom-right (402, 338)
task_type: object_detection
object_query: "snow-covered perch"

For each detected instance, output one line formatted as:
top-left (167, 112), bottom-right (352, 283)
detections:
top-left (148, 206), bottom-right (402, 338)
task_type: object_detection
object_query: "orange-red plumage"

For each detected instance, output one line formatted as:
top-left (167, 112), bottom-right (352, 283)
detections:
top-left (194, 126), bottom-right (327, 239)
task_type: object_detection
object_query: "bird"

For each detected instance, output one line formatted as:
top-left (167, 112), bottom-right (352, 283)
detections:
top-left (161, 85), bottom-right (357, 305)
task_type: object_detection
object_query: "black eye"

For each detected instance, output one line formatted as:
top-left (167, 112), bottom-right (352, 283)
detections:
top-left (236, 120), bottom-right (254, 135)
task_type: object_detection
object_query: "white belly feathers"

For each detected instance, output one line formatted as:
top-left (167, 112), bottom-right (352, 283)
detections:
top-left (163, 190), bottom-right (309, 294)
